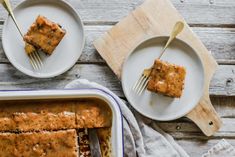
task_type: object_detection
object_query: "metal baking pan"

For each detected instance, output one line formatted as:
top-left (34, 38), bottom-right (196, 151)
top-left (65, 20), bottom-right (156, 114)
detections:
top-left (0, 88), bottom-right (124, 157)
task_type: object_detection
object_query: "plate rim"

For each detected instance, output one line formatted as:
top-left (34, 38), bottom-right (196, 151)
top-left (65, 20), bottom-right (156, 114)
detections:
top-left (121, 35), bottom-right (205, 121)
top-left (2, 0), bottom-right (85, 78)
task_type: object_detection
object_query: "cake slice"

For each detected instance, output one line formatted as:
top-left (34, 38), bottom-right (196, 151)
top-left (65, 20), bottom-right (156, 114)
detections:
top-left (147, 59), bottom-right (186, 98)
top-left (24, 15), bottom-right (66, 55)
top-left (0, 129), bottom-right (78, 157)
top-left (0, 100), bottom-right (112, 132)
top-left (24, 42), bottom-right (36, 55)
top-left (75, 100), bottom-right (112, 128)
top-left (0, 101), bottom-right (76, 132)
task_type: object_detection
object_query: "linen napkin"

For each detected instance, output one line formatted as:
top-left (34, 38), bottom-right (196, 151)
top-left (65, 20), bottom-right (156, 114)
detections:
top-left (202, 139), bottom-right (235, 157)
top-left (65, 79), bottom-right (235, 157)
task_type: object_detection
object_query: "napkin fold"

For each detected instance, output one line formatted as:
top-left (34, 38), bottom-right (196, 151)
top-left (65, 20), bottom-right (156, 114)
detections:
top-left (65, 79), bottom-right (234, 157)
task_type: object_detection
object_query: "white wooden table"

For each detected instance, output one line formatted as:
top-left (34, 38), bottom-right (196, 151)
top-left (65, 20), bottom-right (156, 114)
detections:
top-left (0, 0), bottom-right (235, 156)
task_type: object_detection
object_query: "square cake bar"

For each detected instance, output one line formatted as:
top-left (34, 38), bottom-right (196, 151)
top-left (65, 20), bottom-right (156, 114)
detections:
top-left (24, 15), bottom-right (66, 55)
top-left (147, 59), bottom-right (186, 98)
top-left (0, 129), bottom-right (78, 157)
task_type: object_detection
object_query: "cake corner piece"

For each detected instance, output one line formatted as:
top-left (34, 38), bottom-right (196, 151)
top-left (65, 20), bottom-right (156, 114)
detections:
top-left (147, 59), bottom-right (186, 98)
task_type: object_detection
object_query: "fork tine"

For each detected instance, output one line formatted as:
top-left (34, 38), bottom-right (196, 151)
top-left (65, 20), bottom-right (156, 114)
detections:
top-left (33, 51), bottom-right (41, 69)
top-left (133, 75), bottom-right (145, 92)
top-left (136, 76), bottom-right (148, 94)
top-left (29, 54), bottom-right (39, 70)
top-left (133, 68), bottom-right (152, 94)
top-left (137, 77), bottom-right (149, 95)
top-left (132, 74), bottom-right (144, 91)
top-left (28, 56), bottom-right (37, 70)
top-left (136, 76), bottom-right (147, 94)
top-left (31, 52), bottom-right (41, 69)
top-left (132, 77), bottom-right (141, 91)
top-left (34, 51), bottom-right (43, 66)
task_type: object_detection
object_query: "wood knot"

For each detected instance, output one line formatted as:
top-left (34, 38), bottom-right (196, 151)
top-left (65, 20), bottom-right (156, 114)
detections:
top-left (209, 0), bottom-right (214, 4)
top-left (226, 78), bottom-right (233, 86)
top-left (176, 125), bottom-right (181, 130)
top-left (75, 74), bottom-right (81, 78)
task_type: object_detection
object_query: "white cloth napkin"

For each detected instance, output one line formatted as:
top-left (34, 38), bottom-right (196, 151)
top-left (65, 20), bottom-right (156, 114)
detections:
top-left (202, 139), bottom-right (235, 157)
top-left (65, 79), bottom-right (235, 157)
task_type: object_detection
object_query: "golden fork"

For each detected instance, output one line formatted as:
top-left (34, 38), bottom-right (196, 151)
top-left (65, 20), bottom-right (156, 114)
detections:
top-left (132, 21), bottom-right (185, 95)
top-left (1, 0), bottom-right (43, 70)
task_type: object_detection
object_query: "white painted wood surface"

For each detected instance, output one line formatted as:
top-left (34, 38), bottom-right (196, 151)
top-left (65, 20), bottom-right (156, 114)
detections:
top-left (0, 0), bottom-right (234, 156)
top-left (0, 0), bottom-right (235, 25)
top-left (0, 26), bottom-right (235, 64)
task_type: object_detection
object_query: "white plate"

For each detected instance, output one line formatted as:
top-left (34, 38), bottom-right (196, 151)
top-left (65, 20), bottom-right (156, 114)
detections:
top-left (122, 36), bottom-right (205, 121)
top-left (2, 0), bottom-right (85, 78)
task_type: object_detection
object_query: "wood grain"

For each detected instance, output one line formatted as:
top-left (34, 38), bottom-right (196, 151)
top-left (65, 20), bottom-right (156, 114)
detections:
top-left (0, 63), bottom-right (122, 94)
top-left (0, 0), bottom-right (234, 154)
top-left (0, 0), bottom-right (235, 26)
top-left (186, 99), bottom-right (222, 136)
top-left (0, 25), bottom-right (234, 64)
top-left (158, 118), bottom-right (235, 137)
top-left (93, 0), bottom-right (224, 136)
top-left (0, 64), bottom-right (234, 96)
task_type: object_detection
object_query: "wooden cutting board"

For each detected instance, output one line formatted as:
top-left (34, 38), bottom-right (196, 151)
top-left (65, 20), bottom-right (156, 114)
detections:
top-left (94, 0), bottom-right (222, 136)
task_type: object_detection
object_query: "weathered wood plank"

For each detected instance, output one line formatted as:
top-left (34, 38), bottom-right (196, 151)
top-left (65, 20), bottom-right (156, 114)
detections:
top-left (194, 27), bottom-right (235, 64)
top-left (177, 139), bottom-right (235, 157)
top-left (212, 97), bottom-right (235, 118)
top-left (210, 65), bottom-right (235, 96)
top-left (0, 63), bottom-right (122, 94)
top-left (0, 0), bottom-right (235, 26)
top-left (158, 118), bottom-right (235, 138)
top-left (0, 64), bottom-right (234, 96)
top-left (0, 25), bottom-right (235, 64)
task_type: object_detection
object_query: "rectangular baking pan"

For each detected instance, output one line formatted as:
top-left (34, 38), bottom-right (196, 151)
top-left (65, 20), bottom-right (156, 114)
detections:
top-left (0, 88), bottom-right (124, 157)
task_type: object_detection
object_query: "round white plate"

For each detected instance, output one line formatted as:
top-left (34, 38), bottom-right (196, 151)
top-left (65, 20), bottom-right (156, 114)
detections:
top-left (2, 0), bottom-right (85, 78)
top-left (122, 36), bottom-right (205, 121)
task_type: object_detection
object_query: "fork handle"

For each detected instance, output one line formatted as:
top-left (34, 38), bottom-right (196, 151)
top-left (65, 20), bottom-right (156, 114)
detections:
top-left (158, 21), bottom-right (184, 59)
top-left (2, 0), bottom-right (24, 37)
